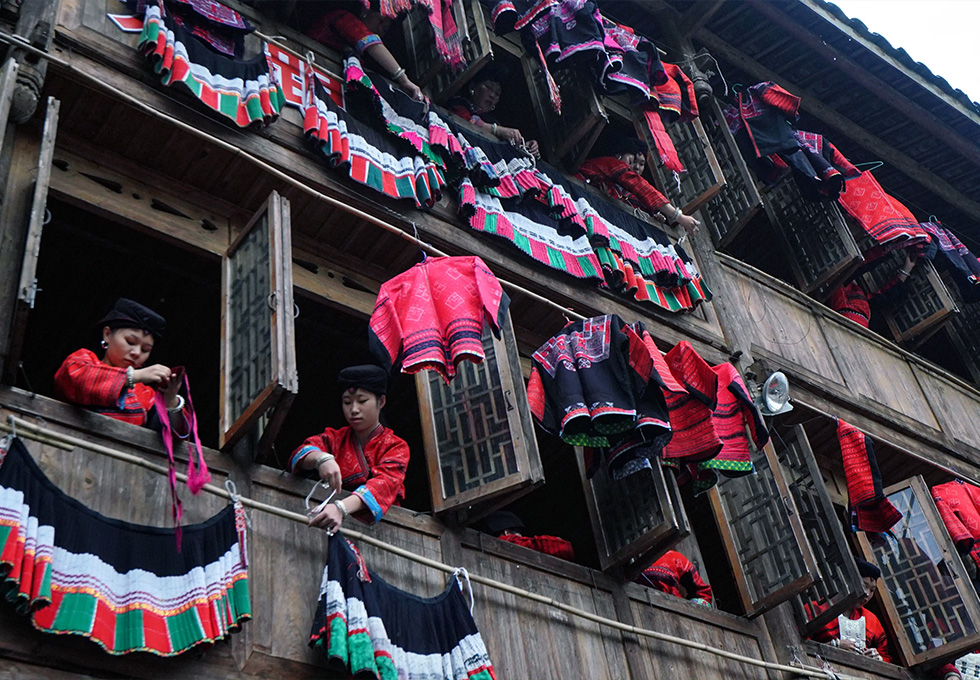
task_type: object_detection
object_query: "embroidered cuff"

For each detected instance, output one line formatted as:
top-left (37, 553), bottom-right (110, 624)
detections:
top-left (355, 33), bottom-right (382, 54)
top-left (353, 486), bottom-right (384, 523)
top-left (690, 598), bottom-right (711, 608)
top-left (290, 445), bottom-right (321, 473)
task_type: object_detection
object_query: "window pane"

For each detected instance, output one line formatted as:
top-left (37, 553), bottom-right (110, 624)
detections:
top-left (228, 212), bottom-right (272, 421)
top-left (427, 327), bottom-right (518, 498)
top-left (714, 442), bottom-right (812, 612)
top-left (868, 487), bottom-right (977, 654)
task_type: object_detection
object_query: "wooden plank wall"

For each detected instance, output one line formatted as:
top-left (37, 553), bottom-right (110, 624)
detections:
top-left (722, 257), bottom-right (980, 467)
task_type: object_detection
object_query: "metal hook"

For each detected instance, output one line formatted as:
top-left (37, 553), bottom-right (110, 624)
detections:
top-left (294, 303), bottom-right (300, 319)
top-left (7, 414), bottom-right (16, 439)
top-left (224, 479), bottom-right (251, 528)
top-left (43, 208), bottom-right (52, 225)
top-left (928, 214), bottom-right (939, 224)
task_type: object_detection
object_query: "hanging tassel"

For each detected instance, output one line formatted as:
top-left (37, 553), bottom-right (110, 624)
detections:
top-left (181, 372), bottom-right (211, 494)
top-left (346, 538), bottom-right (372, 582)
top-left (536, 43), bottom-right (561, 115)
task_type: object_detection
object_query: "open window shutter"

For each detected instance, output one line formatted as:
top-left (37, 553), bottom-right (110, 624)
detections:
top-left (699, 99), bottom-right (763, 249)
top-left (403, 0), bottom-right (493, 102)
top-left (415, 312), bottom-right (543, 519)
top-left (763, 176), bottom-right (864, 295)
top-left (710, 439), bottom-right (817, 617)
top-left (5, 93), bottom-right (57, 383)
top-left (944, 295), bottom-right (980, 386)
top-left (856, 476), bottom-right (980, 667)
top-left (779, 425), bottom-right (864, 636)
top-left (220, 190), bottom-right (298, 454)
top-left (524, 55), bottom-right (607, 170)
top-left (862, 258), bottom-right (958, 346)
top-left (639, 116), bottom-right (725, 216)
top-left (578, 450), bottom-right (689, 575)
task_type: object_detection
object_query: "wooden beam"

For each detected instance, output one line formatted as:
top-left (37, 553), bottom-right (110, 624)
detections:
top-left (798, 0), bottom-right (980, 128)
top-left (675, 0), bottom-right (727, 38)
top-left (695, 28), bottom-right (980, 222)
top-left (747, 0), bottom-right (980, 171)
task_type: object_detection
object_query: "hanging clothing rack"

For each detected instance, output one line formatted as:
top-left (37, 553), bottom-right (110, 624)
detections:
top-left (1, 413), bottom-right (839, 680)
top-left (0, 30), bottom-right (586, 323)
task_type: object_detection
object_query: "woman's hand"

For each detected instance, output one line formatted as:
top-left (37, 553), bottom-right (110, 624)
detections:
top-left (309, 502), bottom-right (344, 534)
top-left (160, 370), bottom-right (182, 408)
top-left (678, 213), bottom-right (700, 235)
top-left (133, 364), bottom-right (173, 386)
top-left (496, 125), bottom-right (523, 145)
top-left (524, 139), bottom-right (541, 159)
top-left (395, 73), bottom-right (424, 102)
top-left (317, 457), bottom-right (342, 493)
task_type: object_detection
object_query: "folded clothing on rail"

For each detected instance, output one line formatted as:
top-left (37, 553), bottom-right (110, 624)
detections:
top-left (0, 435), bottom-right (250, 655)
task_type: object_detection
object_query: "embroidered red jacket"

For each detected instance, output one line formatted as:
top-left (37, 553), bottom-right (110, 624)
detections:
top-left (292, 425), bottom-right (410, 524)
top-left (575, 156), bottom-right (670, 215)
top-left (932, 480), bottom-right (980, 568)
top-left (636, 550), bottom-right (712, 606)
top-left (54, 348), bottom-right (157, 426)
top-left (369, 256), bottom-right (509, 383)
top-left (498, 534), bottom-right (575, 561)
top-left (811, 607), bottom-right (894, 664)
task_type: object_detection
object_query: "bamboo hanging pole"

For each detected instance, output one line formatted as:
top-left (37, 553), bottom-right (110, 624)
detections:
top-left (0, 30), bottom-right (585, 322)
top-left (1, 413), bottom-right (832, 680)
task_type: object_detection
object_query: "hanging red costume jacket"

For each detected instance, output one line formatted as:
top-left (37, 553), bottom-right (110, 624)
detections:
top-left (636, 550), bottom-right (712, 606)
top-left (932, 480), bottom-right (980, 568)
top-left (368, 256), bottom-right (509, 383)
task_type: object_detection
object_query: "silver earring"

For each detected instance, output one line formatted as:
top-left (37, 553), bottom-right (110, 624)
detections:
top-left (100, 339), bottom-right (109, 349)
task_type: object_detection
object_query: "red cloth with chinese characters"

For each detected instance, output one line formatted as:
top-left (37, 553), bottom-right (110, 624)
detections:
top-left (838, 420), bottom-right (902, 532)
top-left (575, 156), bottom-right (670, 215)
top-left (368, 256), bottom-right (509, 383)
top-left (811, 606), bottom-right (894, 663)
top-left (291, 425), bottom-right (409, 524)
top-left (498, 534), bottom-right (575, 561)
top-left (636, 550), bottom-right (712, 605)
top-left (54, 348), bottom-right (158, 426)
top-left (932, 480), bottom-right (980, 568)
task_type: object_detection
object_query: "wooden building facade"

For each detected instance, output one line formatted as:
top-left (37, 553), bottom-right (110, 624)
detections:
top-left (1, 1), bottom-right (979, 678)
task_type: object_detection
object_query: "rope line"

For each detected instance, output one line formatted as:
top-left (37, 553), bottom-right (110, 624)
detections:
top-left (1, 413), bottom-right (832, 679)
top-left (0, 29), bottom-right (585, 322)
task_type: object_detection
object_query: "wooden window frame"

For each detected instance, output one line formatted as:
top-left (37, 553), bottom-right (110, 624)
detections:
top-left (856, 476), bottom-right (980, 667)
top-left (219, 190), bottom-right (298, 455)
top-left (709, 438), bottom-right (817, 618)
top-left (415, 312), bottom-right (543, 518)
top-left (864, 258), bottom-right (959, 347)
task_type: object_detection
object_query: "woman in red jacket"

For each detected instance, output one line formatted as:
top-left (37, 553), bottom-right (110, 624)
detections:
top-left (576, 136), bottom-right (700, 235)
top-left (53, 298), bottom-right (188, 432)
top-left (290, 365), bottom-right (410, 533)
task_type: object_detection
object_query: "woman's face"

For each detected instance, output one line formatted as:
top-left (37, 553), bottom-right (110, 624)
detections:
top-left (470, 79), bottom-right (502, 113)
top-left (630, 152), bottom-right (646, 175)
top-left (342, 388), bottom-right (385, 435)
top-left (102, 326), bottom-right (154, 369)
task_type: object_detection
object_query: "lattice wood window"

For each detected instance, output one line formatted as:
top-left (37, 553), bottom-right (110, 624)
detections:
top-left (415, 313), bottom-right (542, 517)
top-left (780, 425), bottom-right (864, 636)
top-left (5, 92), bottom-right (57, 383)
top-left (402, 0), bottom-right (493, 102)
top-left (578, 448), bottom-right (689, 575)
top-left (641, 116), bottom-right (725, 217)
top-left (710, 439), bottom-right (817, 617)
top-left (220, 190), bottom-right (298, 454)
top-left (857, 476), bottom-right (980, 666)
top-left (698, 99), bottom-right (763, 249)
top-left (763, 176), bottom-right (864, 295)
top-left (524, 55), bottom-right (607, 171)
top-left (862, 256), bottom-right (958, 346)
top-left (944, 292), bottom-right (980, 386)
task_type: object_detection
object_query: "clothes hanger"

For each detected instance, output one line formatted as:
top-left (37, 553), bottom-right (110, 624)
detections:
top-left (854, 161), bottom-right (883, 172)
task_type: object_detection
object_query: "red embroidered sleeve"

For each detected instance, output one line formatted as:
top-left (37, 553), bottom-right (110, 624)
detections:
top-left (932, 484), bottom-right (977, 554)
top-left (758, 82), bottom-right (801, 118)
top-left (864, 611), bottom-right (894, 663)
top-left (53, 348), bottom-right (128, 408)
top-left (828, 141), bottom-right (861, 178)
top-left (352, 431), bottom-right (410, 524)
top-left (577, 156), bottom-right (669, 213)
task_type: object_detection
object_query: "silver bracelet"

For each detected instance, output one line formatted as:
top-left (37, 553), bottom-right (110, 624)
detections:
top-left (167, 394), bottom-right (185, 413)
top-left (125, 366), bottom-right (135, 390)
top-left (313, 453), bottom-right (335, 469)
top-left (390, 66), bottom-right (406, 81)
top-left (333, 499), bottom-right (350, 519)
top-left (671, 206), bottom-right (684, 224)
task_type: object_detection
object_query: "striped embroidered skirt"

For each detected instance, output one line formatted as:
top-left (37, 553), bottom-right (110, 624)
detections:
top-left (310, 537), bottom-right (496, 680)
top-left (139, 2), bottom-right (284, 127)
top-left (0, 436), bottom-right (250, 655)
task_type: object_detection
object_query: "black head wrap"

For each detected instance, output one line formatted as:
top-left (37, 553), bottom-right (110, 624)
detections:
top-left (855, 557), bottom-right (881, 579)
top-left (474, 510), bottom-right (525, 537)
top-left (598, 135), bottom-right (648, 158)
top-left (472, 61), bottom-right (510, 87)
top-left (338, 365), bottom-right (388, 396)
top-left (98, 298), bottom-right (166, 339)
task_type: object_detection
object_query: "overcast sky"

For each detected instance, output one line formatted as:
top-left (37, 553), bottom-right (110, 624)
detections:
top-left (829, 0), bottom-right (980, 104)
